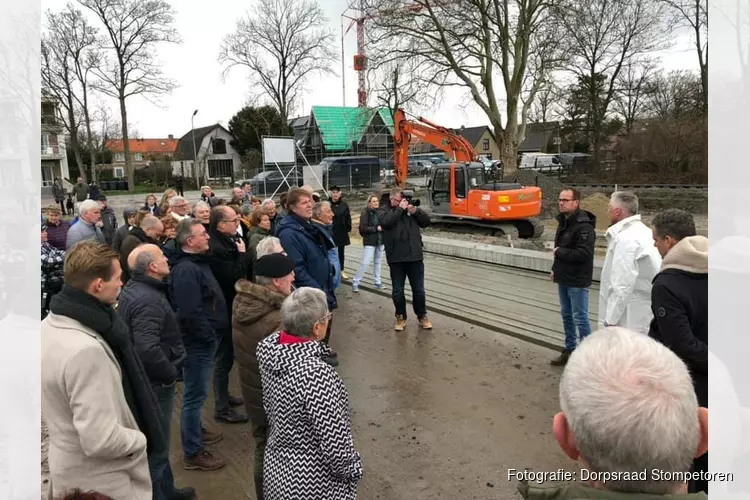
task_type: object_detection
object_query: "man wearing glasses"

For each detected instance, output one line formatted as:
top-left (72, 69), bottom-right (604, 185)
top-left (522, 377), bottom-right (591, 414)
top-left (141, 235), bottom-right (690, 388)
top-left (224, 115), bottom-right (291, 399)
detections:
top-left (550, 187), bottom-right (596, 366)
top-left (168, 219), bottom-right (229, 471)
top-left (207, 206), bottom-right (250, 424)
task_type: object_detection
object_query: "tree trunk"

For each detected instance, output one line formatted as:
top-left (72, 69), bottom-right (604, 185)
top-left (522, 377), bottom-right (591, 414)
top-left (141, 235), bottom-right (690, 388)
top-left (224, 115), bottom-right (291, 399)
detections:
top-left (500, 103), bottom-right (520, 176)
top-left (83, 90), bottom-right (97, 183)
top-left (65, 96), bottom-right (86, 184)
top-left (119, 94), bottom-right (134, 192)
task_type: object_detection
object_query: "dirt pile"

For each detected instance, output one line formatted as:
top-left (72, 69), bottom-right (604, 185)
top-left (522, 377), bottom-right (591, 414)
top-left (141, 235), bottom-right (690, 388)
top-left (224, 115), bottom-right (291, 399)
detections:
top-left (580, 192), bottom-right (611, 231)
top-left (506, 169), bottom-right (563, 217)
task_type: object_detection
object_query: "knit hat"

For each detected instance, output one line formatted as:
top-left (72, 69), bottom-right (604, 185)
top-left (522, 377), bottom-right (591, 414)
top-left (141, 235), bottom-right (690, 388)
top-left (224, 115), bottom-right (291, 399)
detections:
top-left (254, 253), bottom-right (295, 278)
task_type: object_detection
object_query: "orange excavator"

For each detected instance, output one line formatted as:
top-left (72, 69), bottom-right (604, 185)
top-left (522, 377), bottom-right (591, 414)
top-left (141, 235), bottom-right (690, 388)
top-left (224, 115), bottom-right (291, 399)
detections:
top-left (389, 108), bottom-right (544, 239)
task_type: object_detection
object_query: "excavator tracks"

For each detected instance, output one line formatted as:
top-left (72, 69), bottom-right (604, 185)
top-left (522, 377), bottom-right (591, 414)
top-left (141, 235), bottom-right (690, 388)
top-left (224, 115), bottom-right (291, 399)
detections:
top-left (427, 215), bottom-right (545, 239)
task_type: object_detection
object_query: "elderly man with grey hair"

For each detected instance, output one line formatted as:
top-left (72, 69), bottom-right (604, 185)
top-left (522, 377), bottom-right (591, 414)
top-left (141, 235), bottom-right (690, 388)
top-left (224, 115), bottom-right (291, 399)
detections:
top-left (169, 195), bottom-right (191, 222)
top-left (256, 236), bottom-right (285, 259)
top-left (257, 287), bottom-right (362, 500)
top-left (66, 199), bottom-right (105, 249)
top-left (117, 244), bottom-right (194, 500)
top-left (518, 327), bottom-right (709, 500)
top-left (261, 198), bottom-right (279, 233)
top-left (598, 191), bottom-right (661, 333)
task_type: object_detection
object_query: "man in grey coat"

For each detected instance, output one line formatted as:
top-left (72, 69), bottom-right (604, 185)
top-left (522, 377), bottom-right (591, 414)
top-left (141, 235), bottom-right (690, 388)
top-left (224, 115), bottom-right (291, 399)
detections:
top-left (66, 199), bottom-right (106, 250)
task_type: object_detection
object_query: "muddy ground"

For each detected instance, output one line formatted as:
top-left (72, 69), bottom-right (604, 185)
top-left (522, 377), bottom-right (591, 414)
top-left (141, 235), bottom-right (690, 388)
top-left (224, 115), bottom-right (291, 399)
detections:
top-left (42, 287), bottom-right (572, 499)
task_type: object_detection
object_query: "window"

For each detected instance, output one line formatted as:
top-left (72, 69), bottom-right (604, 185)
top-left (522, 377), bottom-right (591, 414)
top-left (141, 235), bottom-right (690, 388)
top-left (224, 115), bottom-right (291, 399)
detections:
top-left (454, 168), bottom-right (466, 198)
top-left (208, 159), bottom-right (233, 178)
top-left (482, 138), bottom-right (490, 150)
top-left (433, 168), bottom-right (449, 190)
top-left (467, 166), bottom-right (485, 188)
top-left (212, 138), bottom-right (227, 154)
top-left (133, 153), bottom-right (143, 161)
top-left (114, 153), bottom-right (125, 162)
top-left (114, 167), bottom-right (125, 178)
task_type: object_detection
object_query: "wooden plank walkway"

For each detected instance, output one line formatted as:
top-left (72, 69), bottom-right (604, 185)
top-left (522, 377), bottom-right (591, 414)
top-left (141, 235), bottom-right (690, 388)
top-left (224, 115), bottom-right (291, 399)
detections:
top-left (343, 246), bottom-right (600, 350)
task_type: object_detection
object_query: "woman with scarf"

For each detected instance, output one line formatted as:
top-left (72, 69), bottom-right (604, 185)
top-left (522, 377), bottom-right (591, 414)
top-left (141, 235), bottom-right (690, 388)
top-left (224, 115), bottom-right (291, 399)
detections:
top-left (41, 241), bottom-right (166, 500)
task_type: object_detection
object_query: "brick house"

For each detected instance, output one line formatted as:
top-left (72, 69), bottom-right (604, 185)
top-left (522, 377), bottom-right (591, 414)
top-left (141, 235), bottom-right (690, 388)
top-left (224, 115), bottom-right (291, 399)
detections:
top-left (104, 136), bottom-right (179, 177)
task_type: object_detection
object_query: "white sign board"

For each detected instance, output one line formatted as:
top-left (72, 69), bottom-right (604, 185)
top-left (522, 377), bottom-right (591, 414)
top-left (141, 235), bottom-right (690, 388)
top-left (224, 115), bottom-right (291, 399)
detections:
top-left (303, 164), bottom-right (326, 192)
top-left (262, 137), bottom-right (296, 164)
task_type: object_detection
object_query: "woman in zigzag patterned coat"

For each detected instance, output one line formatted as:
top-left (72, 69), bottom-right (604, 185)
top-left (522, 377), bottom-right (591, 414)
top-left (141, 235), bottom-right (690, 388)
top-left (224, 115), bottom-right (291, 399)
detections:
top-left (257, 287), bottom-right (363, 500)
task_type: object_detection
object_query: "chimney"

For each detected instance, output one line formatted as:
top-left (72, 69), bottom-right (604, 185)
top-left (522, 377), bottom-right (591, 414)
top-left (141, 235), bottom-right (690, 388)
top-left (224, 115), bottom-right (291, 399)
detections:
top-left (168, 134), bottom-right (174, 139)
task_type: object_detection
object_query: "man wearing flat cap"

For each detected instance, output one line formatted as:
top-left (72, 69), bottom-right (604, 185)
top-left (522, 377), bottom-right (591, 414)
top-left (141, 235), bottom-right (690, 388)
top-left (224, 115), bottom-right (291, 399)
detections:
top-left (231, 253), bottom-right (295, 500)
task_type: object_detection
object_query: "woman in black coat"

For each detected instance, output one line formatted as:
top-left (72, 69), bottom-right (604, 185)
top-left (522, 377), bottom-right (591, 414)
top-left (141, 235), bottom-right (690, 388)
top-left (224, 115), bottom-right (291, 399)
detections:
top-left (351, 194), bottom-right (385, 292)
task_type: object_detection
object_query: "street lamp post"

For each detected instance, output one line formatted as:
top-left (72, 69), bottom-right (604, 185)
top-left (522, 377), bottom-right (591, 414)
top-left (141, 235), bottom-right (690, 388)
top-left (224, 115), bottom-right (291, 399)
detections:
top-left (191, 109), bottom-right (199, 186)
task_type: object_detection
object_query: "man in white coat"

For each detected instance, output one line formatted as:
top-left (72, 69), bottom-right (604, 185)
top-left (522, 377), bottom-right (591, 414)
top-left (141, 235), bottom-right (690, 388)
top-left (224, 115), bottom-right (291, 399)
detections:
top-left (598, 191), bottom-right (661, 333)
top-left (41, 241), bottom-right (155, 500)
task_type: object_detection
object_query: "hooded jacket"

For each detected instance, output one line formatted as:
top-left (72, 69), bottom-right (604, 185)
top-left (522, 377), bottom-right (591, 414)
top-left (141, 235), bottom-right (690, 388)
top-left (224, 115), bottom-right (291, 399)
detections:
top-left (257, 332), bottom-right (362, 500)
top-left (598, 214), bottom-right (662, 333)
top-left (648, 235), bottom-right (708, 407)
top-left (380, 205), bottom-right (431, 264)
top-left (314, 219), bottom-right (342, 289)
top-left (276, 214), bottom-right (337, 310)
top-left (100, 205), bottom-right (118, 244)
top-left (552, 209), bottom-right (597, 288)
top-left (231, 279), bottom-right (285, 427)
top-left (168, 249), bottom-right (228, 347)
top-left (359, 207), bottom-right (383, 247)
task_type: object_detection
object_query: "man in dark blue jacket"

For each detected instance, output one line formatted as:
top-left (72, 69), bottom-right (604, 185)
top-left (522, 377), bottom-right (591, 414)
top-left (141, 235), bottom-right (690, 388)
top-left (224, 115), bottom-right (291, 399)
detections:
top-left (118, 244), bottom-right (194, 500)
top-left (168, 219), bottom-right (228, 472)
top-left (276, 187), bottom-right (338, 366)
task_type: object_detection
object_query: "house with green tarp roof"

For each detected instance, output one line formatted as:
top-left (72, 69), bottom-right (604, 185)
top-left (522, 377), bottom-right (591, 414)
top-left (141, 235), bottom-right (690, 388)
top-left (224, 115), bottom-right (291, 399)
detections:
top-left (295, 106), bottom-right (395, 164)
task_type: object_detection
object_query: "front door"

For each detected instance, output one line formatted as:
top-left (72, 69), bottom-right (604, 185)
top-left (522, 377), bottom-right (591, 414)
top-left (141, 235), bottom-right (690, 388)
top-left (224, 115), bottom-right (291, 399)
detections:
top-left (429, 167), bottom-right (451, 214)
top-left (41, 163), bottom-right (53, 187)
top-left (451, 164), bottom-right (468, 216)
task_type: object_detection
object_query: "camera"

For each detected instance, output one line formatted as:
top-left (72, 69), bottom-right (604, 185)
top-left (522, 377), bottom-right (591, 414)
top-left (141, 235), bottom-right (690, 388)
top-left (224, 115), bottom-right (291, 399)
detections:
top-left (402, 189), bottom-right (421, 207)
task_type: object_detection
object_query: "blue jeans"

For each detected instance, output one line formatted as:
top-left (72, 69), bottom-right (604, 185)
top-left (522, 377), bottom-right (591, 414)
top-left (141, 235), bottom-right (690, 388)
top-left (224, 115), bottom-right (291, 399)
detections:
top-left (213, 327), bottom-right (234, 412)
top-left (181, 339), bottom-right (217, 457)
top-left (558, 285), bottom-right (592, 351)
top-left (148, 382), bottom-right (179, 500)
top-left (390, 260), bottom-right (427, 319)
top-left (353, 244), bottom-right (384, 286)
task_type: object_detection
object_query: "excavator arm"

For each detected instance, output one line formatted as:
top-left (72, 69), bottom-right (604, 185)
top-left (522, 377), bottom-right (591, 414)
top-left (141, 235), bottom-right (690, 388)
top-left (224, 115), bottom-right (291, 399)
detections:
top-left (392, 108), bottom-right (478, 188)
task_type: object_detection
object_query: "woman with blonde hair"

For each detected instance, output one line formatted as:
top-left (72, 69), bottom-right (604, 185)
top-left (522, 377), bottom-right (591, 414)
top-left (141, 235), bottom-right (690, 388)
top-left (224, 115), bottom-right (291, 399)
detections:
top-left (159, 189), bottom-right (177, 215)
top-left (352, 193), bottom-right (385, 292)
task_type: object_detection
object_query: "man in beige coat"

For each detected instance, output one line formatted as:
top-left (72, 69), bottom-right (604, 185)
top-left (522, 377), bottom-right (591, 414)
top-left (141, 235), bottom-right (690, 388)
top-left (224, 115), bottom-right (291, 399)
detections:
top-left (41, 241), bottom-right (152, 500)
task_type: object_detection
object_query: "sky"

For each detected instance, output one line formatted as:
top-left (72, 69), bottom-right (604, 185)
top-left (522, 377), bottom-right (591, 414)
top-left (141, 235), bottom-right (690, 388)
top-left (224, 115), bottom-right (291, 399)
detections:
top-left (41, 0), bottom-right (701, 139)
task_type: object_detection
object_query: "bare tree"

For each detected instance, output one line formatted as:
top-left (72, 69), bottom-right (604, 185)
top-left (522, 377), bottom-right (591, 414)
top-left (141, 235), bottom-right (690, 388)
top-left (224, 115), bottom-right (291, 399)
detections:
top-left (660, 0), bottom-right (706, 113)
top-left (361, 0), bottom-right (565, 171)
top-left (44, 4), bottom-right (101, 182)
top-left (369, 59), bottom-right (437, 120)
top-left (219, 0), bottom-right (337, 127)
top-left (614, 57), bottom-right (658, 135)
top-left (42, 36), bottom-right (85, 182)
top-left (79, 0), bottom-right (179, 192)
top-left (553, 0), bottom-right (671, 161)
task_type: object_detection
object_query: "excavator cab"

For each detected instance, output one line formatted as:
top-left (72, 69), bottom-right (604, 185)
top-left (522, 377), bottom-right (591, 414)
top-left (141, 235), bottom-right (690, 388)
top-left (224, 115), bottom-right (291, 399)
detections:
top-left (428, 162), bottom-right (485, 214)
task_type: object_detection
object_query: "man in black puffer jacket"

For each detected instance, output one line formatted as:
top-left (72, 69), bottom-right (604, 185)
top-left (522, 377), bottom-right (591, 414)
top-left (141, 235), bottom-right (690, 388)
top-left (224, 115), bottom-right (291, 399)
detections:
top-left (117, 244), bottom-right (194, 500)
top-left (381, 187), bottom-right (432, 331)
top-left (550, 187), bottom-right (596, 366)
top-left (168, 219), bottom-right (228, 472)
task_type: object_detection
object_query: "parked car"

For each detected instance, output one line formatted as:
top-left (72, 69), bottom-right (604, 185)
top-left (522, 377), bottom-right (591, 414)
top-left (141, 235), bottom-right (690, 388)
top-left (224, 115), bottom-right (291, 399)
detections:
top-left (240, 169), bottom-right (303, 197)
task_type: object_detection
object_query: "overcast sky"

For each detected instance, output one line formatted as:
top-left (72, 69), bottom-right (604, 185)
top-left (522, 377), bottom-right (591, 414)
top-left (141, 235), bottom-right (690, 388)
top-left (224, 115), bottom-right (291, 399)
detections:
top-left (41, 0), bottom-right (700, 139)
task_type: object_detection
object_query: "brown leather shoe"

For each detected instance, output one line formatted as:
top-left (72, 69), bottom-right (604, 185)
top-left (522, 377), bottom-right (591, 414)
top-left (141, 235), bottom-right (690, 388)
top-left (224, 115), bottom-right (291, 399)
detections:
top-left (394, 315), bottom-right (406, 331)
top-left (418, 316), bottom-right (433, 329)
top-left (183, 450), bottom-right (227, 471)
top-left (202, 428), bottom-right (223, 445)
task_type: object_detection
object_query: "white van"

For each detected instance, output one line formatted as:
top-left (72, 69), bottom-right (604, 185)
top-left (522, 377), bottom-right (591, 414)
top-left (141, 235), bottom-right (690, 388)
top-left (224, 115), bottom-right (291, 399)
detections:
top-left (518, 153), bottom-right (562, 172)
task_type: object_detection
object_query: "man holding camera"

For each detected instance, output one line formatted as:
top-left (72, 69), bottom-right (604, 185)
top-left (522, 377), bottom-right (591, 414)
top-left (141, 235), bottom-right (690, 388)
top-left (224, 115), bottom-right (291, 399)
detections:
top-left (381, 187), bottom-right (433, 331)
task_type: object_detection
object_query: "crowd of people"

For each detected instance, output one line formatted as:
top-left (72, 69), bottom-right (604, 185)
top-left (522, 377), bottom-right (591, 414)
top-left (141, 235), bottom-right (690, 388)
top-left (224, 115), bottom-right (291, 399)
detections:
top-left (39, 180), bottom-right (710, 499)
top-left (40, 181), bottom-right (433, 500)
